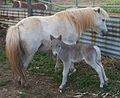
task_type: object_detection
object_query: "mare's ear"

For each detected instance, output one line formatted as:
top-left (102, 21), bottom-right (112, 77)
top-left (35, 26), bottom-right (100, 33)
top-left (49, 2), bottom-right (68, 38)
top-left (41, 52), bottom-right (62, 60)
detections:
top-left (94, 7), bottom-right (101, 13)
top-left (50, 35), bottom-right (55, 40)
top-left (58, 35), bottom-right (62, 41)
top-left (76, 40), bottom-right (79, 44)
top-left (11, 0), bottom-right (14, 3)
top-left (12, 0), bottom-right (16, 3)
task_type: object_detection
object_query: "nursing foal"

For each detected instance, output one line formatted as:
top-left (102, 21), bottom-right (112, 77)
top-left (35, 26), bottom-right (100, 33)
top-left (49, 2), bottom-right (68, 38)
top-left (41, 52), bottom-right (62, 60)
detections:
top-left (50, 35), bottom-right (108, 92)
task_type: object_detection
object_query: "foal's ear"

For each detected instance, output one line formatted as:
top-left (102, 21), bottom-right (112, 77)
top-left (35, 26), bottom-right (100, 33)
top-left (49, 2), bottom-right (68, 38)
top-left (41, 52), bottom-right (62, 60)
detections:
top-left (58, 35), bottom-right (62, 41)
top-left (50, 35), bottom-right (55, 40)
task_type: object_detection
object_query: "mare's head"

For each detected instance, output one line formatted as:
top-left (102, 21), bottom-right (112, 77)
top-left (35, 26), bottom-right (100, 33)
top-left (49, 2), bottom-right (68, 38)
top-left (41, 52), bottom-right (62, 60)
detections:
top-left (12, 0), bottom-right (20, 8)
top-left (50, 35), bottom-right (62, 56)
top-left (55, 7), bottom-right (109, 36)
top-left (91, 7), bottom-right (109, 36)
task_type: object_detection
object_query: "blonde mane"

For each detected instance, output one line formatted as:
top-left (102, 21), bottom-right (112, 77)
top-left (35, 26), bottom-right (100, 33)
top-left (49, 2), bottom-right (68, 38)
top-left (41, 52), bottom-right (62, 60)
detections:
top-left (55, 7), bottom-right (109, 34)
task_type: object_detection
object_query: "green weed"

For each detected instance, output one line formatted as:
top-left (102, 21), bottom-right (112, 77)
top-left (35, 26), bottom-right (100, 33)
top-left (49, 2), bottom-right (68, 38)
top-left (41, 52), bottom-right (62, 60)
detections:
top-left (0, 46), bottom-right (6, 64)
top-left (0, 80), bottom-right (10, 87)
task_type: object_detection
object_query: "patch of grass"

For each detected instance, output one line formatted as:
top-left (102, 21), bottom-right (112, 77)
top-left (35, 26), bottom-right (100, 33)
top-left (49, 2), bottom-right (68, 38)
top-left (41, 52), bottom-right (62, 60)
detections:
top-left (102, 0), bottom-right (120, 5)
top-left (96, 0), bottom-right (120, 13)
top-left (0, 46), bottom-right (6, 64)
top-left (18, 93), bottom-right (26, 98)
top-left (37, 92), bottom-right (55, 98)
top-left (104, 8), bottom-right (120, 13)
top-left (0, 80), bottom-right (10, 87)
top-left (29, 50), bottom-right (55, 75)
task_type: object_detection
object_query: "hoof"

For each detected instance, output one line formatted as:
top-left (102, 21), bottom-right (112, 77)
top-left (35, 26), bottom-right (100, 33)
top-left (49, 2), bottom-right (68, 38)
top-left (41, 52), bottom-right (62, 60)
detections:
top-left (17, 79), bottom-right (26, 87)
top-left (103, 82), bottom-right (109, 88)
top-left (100, 84), bottom-right (104, 88)
top-left (58, 88), bottom-right (63, 93)
top-left (100, 83), bottom-right (108, 90)
top-left (59, 85), bottom-right (64, 93)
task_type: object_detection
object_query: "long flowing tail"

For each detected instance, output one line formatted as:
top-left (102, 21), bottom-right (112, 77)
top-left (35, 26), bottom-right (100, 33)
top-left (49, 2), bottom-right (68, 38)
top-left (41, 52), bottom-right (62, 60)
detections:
top-left (6, 26), bottom-right (25, 81)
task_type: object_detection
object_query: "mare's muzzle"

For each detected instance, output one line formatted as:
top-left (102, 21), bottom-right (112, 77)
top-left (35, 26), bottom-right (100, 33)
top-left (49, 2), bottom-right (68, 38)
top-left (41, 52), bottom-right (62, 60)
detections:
top-left (101, 30), bottom-right (108, 36)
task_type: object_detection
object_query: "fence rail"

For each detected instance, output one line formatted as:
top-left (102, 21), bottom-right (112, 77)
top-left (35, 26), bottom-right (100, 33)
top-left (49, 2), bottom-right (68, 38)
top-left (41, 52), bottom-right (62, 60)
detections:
top-left (0, 7), bottom-right (27, 26)
top-left (0, 7), bottom-right (56, 26)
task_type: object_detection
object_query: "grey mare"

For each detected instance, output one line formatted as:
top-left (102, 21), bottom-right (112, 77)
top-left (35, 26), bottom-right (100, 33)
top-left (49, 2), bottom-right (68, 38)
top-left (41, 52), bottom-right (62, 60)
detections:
top-left (50, 35), bottom-right (108, 92)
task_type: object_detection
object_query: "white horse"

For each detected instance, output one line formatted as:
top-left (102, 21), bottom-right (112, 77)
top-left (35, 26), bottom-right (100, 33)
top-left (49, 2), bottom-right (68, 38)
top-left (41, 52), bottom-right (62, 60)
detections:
top-left (6, 7), bottom-right (109, 85)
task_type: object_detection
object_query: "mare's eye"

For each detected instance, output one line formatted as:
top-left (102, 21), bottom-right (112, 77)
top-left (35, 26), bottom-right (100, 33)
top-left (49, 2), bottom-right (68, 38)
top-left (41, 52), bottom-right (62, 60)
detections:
top-left (102, 19), bottom-right (105, 22)
top-left (58, 45), bottom-right (61, 47)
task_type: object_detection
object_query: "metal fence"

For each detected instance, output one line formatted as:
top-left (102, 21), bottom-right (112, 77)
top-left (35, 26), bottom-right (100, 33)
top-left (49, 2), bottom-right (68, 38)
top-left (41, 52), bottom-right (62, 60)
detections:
top-left (80, 16), bottom-right (120, 59)
top-left (0, 7), bottom-right (27, 26)
top-left (0, 5), bottom-right (56, 26)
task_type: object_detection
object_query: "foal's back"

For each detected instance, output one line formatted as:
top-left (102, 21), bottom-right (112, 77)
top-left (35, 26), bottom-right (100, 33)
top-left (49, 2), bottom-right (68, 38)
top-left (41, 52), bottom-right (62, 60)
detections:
top-left (59, 42), bottom-right (97, 63)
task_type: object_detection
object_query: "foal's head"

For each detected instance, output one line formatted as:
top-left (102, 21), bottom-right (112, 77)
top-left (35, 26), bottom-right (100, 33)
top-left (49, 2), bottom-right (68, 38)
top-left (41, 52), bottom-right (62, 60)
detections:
top-left (50, 35), bottom-right (62, 56)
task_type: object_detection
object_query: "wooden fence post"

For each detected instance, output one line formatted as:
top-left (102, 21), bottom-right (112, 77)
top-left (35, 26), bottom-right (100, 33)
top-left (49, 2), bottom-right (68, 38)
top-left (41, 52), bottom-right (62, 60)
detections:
top-left (75, 0), bottom-right (78, 7)
top-left (27, 0), bottom-right (33, 16)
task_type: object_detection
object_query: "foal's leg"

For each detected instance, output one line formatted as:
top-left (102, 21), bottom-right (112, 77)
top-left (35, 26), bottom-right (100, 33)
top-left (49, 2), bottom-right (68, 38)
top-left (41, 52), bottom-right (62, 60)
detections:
top-left (85, 58), bottom-right (105, 88)
top-left (59, 61), bottom-right (71, 92)
top-left (97, 61), bottom-right (108, 85)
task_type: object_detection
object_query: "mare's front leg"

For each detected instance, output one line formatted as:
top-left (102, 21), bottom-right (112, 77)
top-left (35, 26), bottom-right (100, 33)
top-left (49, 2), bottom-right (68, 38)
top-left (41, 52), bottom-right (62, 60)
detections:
top-left (55, 56), bottom-right (61, 72)
top-left (59, 61), bottom-right (71, 93)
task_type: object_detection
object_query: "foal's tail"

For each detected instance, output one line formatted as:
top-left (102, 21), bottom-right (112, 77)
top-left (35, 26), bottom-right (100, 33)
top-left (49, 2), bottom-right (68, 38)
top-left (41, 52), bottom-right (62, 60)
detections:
top-left (93, 46), bottom-right (101, 61)
top-left (6, 26), bottom-right (25, 80)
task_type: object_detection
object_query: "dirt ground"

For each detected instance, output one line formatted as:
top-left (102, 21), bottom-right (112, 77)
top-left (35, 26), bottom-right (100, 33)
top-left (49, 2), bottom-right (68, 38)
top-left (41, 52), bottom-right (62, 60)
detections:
top-left (0, 64), bottom-right (75, 98)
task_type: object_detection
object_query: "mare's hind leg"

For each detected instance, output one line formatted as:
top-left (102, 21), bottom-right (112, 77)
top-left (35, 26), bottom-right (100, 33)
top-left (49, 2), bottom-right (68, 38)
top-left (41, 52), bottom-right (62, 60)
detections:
top-left (18, 42), bottom-right (42, 86)
top-left (23, 41), bottom-right (44, 69)
top-left (23, 54), bottom-right (34, 69)
top-left (85, 58), bottom-right (105, 88)
top-left (13, 72), bottom-right (26, 87)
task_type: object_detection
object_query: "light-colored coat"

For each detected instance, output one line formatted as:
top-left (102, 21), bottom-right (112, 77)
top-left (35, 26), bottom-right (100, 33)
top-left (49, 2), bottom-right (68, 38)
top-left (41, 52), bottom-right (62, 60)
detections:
top-left (50, 35), bottom-right (108, 92)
